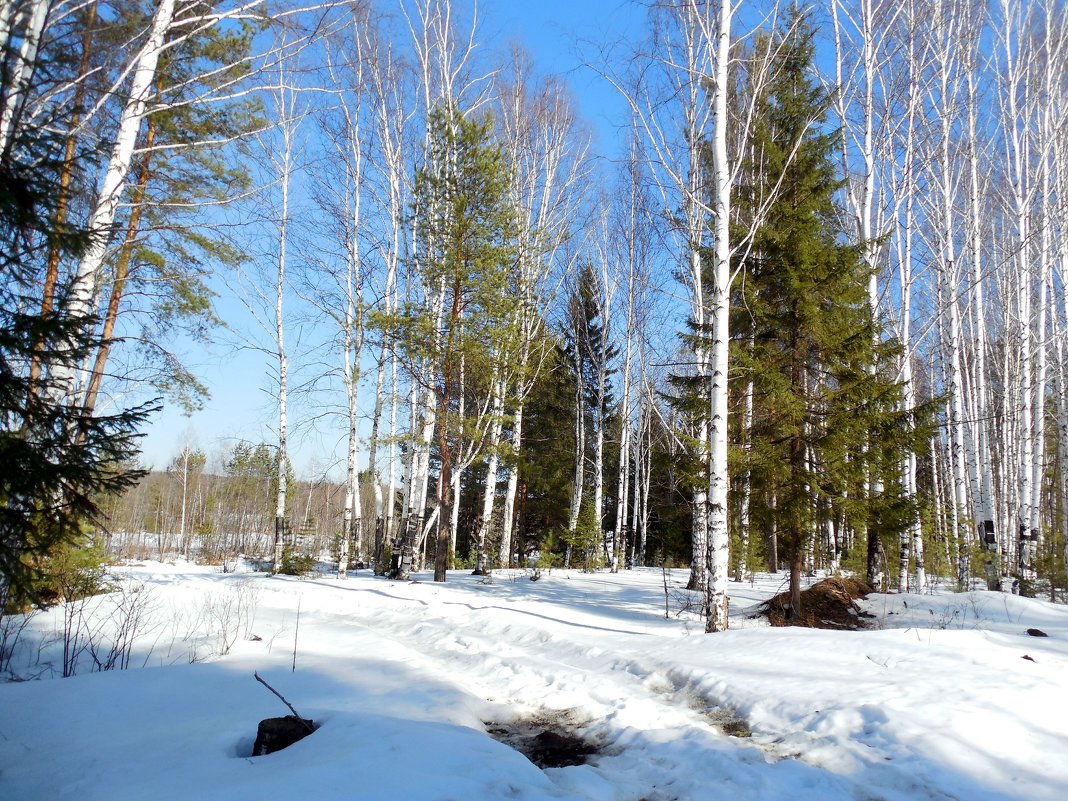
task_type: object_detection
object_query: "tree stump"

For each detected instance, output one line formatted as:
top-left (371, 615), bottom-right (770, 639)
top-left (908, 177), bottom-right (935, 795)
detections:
top-left (252, 715), bottom-right (315, 756)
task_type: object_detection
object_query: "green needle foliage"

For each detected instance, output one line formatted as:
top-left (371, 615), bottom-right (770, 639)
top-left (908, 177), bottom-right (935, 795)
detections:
top-left (729, 10), bottom-right (923, 617)
top-left (388, 104), bottom-right (520, 580)
top-left (1, 22), bottom-right (153, 606)
top-left (100, 12), bottom-right (262, 412)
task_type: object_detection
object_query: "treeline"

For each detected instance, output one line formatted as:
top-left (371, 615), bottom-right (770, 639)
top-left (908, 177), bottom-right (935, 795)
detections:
top-left (5, 1), bottom-right (1068, 626)
top-left (101, 444), bottom-right (349, 565)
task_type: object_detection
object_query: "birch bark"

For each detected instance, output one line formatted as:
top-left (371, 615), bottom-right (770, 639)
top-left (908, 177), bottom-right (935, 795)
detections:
top-left (702, 0), bottom-right (732, 632)
top-left (49, 0), bottom-right (178, 401)
top-left (0, 0), bottom-right (51, 157)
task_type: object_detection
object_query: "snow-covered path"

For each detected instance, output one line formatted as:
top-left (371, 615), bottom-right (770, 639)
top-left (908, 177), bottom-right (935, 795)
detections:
top-left (2, 565), bottom-right (1066, 801)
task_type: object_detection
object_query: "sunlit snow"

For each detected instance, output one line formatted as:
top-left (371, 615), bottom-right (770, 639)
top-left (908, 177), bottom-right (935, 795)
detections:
top-left (2, 563), bottom-right (1065, 801)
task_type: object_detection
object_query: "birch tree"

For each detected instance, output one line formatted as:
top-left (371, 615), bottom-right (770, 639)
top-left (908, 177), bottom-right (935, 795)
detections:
top-left (611, 144), bottom-right (654, 572)
top-left (599, 0), bottom-right (717, 592)
top-left (363, 11), bottom-right (414, 570)
top-left (491, 50), bottom-right (590, 569)
top-left (265, 67), bottom-right (302, 570)
top-left (314, 2), bottom-right (372, 577)
top-left (994, 0), bottom-right (1041, 586)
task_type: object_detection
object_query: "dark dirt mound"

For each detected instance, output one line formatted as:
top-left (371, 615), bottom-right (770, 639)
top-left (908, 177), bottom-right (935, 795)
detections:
top-left (485, 712), bottom-right (601, 768)
top-left (527, 730), bottom-right (599, 767)
top-left (251, 715), bottom-right (316, 756)
top-left (760, 576), bottom-right (875, 630)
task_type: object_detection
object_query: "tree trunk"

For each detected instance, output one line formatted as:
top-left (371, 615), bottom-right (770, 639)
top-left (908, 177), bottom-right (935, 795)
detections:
top-left (704, 0), bottom-right (732, 633)
top-left (475, 376), bottom-right (505, 575)
top-left (0, 0), bottom-right (50, 155)
top-left (81, 93), bottom-right (157, 418)
top-left (593, 361), bottom-right (607, 565)
top-left (49, 0), bottom-right (177, 402)
top-left (29, 2), bottom-right (97, 394)
top-left (434, 273), bottom-right (464, 584)
top-left (567, 357), bottom-right (586, 538)
top-left (498, 403), bottom-right (524, 567)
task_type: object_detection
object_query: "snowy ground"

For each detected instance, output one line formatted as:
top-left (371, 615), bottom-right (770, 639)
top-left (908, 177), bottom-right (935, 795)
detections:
top-left (1, 563), bottom-right (1066, 801)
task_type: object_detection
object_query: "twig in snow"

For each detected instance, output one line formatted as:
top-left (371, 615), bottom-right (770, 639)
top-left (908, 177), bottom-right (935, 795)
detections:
top-left (253, 671), bottom-right (314, 733)
top-left (292, 595), bottom-right (301, 672)
top-left (661, 562), bottom-right (670, 619)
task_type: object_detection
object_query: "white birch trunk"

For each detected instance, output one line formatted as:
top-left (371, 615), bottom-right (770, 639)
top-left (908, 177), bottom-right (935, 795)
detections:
top-left (339, 234), bottom-right (364, 577)
top-left (340, 428), bottom-right (356, 579)
top-left (1030, 219), bottom-right (1050, 545)
top-left (366, 29), bottom-right (407, 567)
top-left (0, 0), bottom-right (50, 156)
top-left (896, 5), bottom-right (924, 591)
top-left (0, 1), bottom-right (17, 62)
top-left (50, 0), bottom-right (177, 400)
top-left (964, 59), bottom-right (997, 579)
top-left (593, 355), bottom-right (607, 565)
top-left (738, 337), bottom-right (754, 581)
top-left (925, 10), bottom-right (972, 586)
top-left (498, 403), bottom-right (524, 567)
top-left (273, 113), bottom-right (294, 572)
top-left (385, 344), bottom-right (399, 554)
top-left (704, 0), bottom-right (731, 633)
top-left (567, 358), bottom-right (586, 566)
top-left (639, 390), bottom-right (653, 566)
top-left (475, 376), bottom-right (505, 575)
top-left (1055, 124), bottom-right (1068, 591)
top-left (613, 321), bottom-right (634, 573)
top-left (398, 376), bottom-right (437, 577)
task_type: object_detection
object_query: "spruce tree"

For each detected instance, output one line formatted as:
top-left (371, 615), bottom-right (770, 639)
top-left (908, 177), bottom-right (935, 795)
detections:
top-left (1, 7), bottom-right (153, 606)
top-left (562, 262), bottom-right (618, 558)
top-left (731, 11), bottom-right (915, 621)
top-left (514, 344), bottom-right (575, 562)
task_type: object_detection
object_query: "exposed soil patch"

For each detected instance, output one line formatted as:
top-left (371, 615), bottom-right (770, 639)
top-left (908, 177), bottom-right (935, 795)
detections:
top-left (703, 707), bottom-right (752, 738)
top-left (760, 576), bottom-right (874, 630)
top-left (485, 710), bottom-right (601, 768)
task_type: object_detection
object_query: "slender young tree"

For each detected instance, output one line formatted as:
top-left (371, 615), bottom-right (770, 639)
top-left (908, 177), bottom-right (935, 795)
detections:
top-left (491, 49), bottom-right (590, 569)
top-left (313, 3), bottom-right (373, 577)
top-left (392, 105), bottom-right (518, 582)
top-left (611, 144), bottom-right (653, 572)
top-left (362, 9), bottom-right (414, 571)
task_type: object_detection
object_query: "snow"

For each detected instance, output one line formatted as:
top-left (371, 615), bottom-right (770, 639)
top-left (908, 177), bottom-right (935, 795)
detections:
top-left (2, 564), bottom-right (1066, 801)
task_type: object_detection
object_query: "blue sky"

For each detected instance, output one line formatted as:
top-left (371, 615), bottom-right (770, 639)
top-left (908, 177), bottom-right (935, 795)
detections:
top-left (137, 0), bottom-right (644, 476)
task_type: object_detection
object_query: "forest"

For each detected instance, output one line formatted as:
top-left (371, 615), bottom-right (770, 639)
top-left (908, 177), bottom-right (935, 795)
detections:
top-left (3, 0), bottom-right (1068, 634)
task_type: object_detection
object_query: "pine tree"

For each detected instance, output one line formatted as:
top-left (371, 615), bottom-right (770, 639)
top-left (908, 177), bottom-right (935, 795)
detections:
top-left (390, 105), bottom-right (519, 582)
top-left (80, 15), bottom-right (260, 416)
